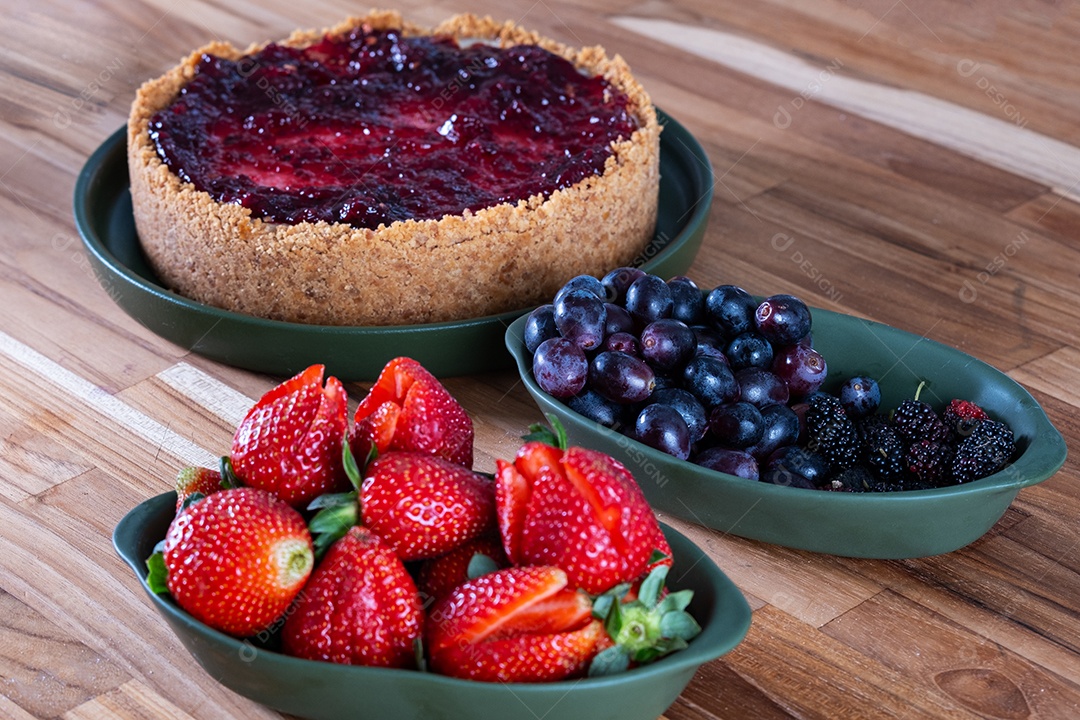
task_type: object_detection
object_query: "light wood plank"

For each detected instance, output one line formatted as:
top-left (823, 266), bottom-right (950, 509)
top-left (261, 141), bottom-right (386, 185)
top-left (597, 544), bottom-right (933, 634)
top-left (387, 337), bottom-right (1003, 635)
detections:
top-left (63, 679), bottom-right (197, 720)
top-left (0, 590), bottom-right (129, 718)
top-left (612, 15), bottom-right (1080, 199)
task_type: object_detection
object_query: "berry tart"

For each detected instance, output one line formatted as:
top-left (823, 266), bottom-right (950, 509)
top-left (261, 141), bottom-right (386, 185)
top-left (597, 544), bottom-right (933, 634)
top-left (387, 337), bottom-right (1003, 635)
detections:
top-left (127, 12), bottom-right (661, 326)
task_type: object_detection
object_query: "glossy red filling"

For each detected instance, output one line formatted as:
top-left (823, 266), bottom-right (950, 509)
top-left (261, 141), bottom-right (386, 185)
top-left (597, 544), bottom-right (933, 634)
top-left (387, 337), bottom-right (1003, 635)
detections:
top-left (148, 27), bottom-right (639, 228)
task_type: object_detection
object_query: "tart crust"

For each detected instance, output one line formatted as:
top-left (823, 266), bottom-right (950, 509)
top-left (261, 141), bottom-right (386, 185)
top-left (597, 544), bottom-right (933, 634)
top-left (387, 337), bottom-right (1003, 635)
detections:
top-left (128, 11), bottom-right (660, 326)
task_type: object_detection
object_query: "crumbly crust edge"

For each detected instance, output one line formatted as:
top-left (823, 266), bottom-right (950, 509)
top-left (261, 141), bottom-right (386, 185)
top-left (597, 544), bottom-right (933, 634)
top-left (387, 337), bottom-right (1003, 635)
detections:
top-left (127, 10), bottom-right (661, 326)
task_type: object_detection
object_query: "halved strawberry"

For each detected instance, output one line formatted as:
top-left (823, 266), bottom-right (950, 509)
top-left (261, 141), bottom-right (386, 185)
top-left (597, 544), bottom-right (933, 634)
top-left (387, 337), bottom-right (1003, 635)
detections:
top-left (282, 526), bottom-right (424, 668)
top-left (173, 466), bottom-right (223, 513)
top-left (415, 535), bottom-right (509, 603)
top-left (495, 426), bottom-right (671, 595)
top-left (155, 487), bottom-right (314, 638)
top-left (350, 357), bottom-right (473, 468)
top-left (230, 364), bottom-right (349, 508)
top-left (426, 566), bottom-right (601, 682)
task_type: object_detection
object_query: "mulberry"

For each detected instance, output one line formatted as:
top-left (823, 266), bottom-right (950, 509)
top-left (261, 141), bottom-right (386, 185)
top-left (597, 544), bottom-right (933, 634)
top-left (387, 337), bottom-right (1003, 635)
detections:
top-left (952, 420), bottom-right (1015, 482)
top-left (942, 399), bottom-right (989, 439)
top-left (806, 394), bottom-right (860, 472)
top-left (906, 440), bottom-right (955, 486)
top-left (893, 396), bottom-right (949, 444)
top-left (858, 415), bottom-right (907, 484)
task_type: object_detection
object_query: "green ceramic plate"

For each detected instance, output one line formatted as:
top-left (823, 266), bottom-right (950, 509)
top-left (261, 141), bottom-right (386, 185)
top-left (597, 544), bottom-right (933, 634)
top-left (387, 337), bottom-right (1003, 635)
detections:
top-left (73, 110), bottom-right (712, 381)
top-left (114, 492), bottom-right (751, 720)
top-left (505, 311), bottom-right (1068, 559)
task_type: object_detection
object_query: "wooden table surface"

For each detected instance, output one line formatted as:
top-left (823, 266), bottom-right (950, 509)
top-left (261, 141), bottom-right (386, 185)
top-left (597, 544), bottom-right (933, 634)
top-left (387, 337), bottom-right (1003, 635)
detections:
top-left (2, 0), bottom-right (1078, 718)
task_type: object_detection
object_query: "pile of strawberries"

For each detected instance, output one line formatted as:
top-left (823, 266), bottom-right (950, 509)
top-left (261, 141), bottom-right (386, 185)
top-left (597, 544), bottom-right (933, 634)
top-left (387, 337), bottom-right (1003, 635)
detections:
top-left (147, 358), bottom-right (700, 683)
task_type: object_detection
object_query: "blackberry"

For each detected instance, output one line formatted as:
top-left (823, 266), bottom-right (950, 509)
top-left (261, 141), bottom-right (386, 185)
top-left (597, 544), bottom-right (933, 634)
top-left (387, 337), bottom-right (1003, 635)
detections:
top-left (906, 440), bottom-right (955, 486)
top-left (805, 394), bottom-right (860, 472)
top-left (858, 415), bottom-right (907, 484)
top-left (952, 420), bottom-right (1016, 483)
top-left (942, 399), bottom-right (989, 439)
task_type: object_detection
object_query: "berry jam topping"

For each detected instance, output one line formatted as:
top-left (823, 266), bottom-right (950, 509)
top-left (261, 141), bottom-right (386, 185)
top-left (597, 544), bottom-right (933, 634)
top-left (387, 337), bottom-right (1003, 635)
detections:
top-left (149, 27), bottom-right (639, 228)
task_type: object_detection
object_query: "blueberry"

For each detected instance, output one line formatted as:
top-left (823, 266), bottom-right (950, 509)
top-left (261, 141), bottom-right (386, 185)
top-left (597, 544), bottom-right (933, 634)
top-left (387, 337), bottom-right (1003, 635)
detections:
top-left (755, 294), bottom-right (811, 347)
top-left (726, 332), bottom-right (774, 370)
top-left (682, 355), bottom-right (739, 408)
top-left (649, 388), bottom-right (709, 443)
top-left (523, 304), bottom-right (558, 354)
top-left (667, 276), bottom-right (704, 325)
top-left (692, 447), bottom-right (759, 481)
top-left (840, 376), bottom-right (881, 417)
top-left (705, 285), bottom-right (757, 339)
top-left (708, 402), bottom-right (765, 448)
top-left (635, 404), bottom-right (692, 460)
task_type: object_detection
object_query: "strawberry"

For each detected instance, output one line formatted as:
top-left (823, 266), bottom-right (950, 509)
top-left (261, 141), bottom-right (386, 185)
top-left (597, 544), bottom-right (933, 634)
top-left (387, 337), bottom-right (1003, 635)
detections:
top-left (426, 565), bottom-right (602, 682)
top-left (173, 465), bottom-right (223, 513)
top-left (154, 487), bottom-right (314, 638)
top-left (230, 364), bottom-right (349, 508)
top-left (415, 535), bottom-right (509, 603)
top-left (310, 449), bottom-right (496, 561)
top-left (282, 526), bottom-right (424, 668)
top-left (351, 357), bottom-right (473, 468)
top-left (495, 422), bottom-right (672, 595)
top-left (362, 451), bottom-right (495, 560)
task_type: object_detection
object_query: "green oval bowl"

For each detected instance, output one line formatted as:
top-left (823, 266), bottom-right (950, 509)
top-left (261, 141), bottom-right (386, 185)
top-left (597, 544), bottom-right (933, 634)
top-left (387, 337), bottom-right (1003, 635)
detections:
top-left (74, 109), bottom-right (712, 381)
top-left (505, 311), bottom-right (1068, 559)
top-left (114, 492), bottom-right (751, 720)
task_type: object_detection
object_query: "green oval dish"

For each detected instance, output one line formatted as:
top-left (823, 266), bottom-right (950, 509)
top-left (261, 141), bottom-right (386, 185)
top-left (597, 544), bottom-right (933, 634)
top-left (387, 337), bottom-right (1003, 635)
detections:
top-left (113, 492), bottom-right (751, 720)
top-left (73, 109), bottom-right (712, 381)
top-left (505, 310), bottom-right (1067, 559)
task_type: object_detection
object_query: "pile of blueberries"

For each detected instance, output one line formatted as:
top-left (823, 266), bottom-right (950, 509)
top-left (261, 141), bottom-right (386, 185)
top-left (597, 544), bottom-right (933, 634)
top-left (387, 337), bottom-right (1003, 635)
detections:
top-left (524, 268), bottom-right (835, 481)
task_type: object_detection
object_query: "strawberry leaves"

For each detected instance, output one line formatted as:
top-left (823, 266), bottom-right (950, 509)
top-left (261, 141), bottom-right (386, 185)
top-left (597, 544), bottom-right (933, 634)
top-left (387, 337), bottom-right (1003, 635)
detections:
top-left (588, 563), bottom-right (702, 677)
top-left (307, 442), bottom-right (365, 558)
top-left (145, 550), bottom-right (169, 595)
top-left (522, 412), bottom-right (569, 450)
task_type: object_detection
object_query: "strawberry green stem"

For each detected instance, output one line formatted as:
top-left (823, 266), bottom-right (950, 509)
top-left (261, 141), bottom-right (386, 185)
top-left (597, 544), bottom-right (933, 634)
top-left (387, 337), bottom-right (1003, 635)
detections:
top-left (588, 564), bottom-right (702, 677)
top-left (522, 413), bottom-right (569, 450)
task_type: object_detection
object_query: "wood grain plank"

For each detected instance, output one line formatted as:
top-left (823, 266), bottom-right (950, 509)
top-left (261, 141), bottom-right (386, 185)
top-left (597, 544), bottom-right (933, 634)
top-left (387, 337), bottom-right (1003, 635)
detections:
top-left (152, 362), bottom-right (255, 428)
top-left (672, 657), bottom-right (797, 719)
top-left (0, 695), bottom-right (40, 720)
top-left (824, 590), bottom-right (1080, 718)
top-left (689, 192), bottom-right (1058, 374)
top-left (659, 516), bottom-right (882, 627)
top-left (0, 398), bottom-right (91, 502)
top-left (0, 252), bottom-right (186, 395)
top-left (740, 182), bottom-right (1073, 368)
top-left (0, 491), bottom-right (280, 719)
top-left (1010, 347), bottom-right (1080, 409)
top-left (116, 376), bottom-right (241, 464)
top-left (723, 605), bottom-right (981, 719)
top-left (63, 679), bottom-right (197, 720)
top-left (894, 538), bottom-right (1080, 681)
top-left (0, 339), bottom-right (214, 496)
top-left (644, 0), bottom-right (1080, 142)
top-left (823, 545), bottom-right (1080, 710)
top-left (0, 590), bottom-right (129, 718)
top-left (1005, 192), bottom-right (1080, 242)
